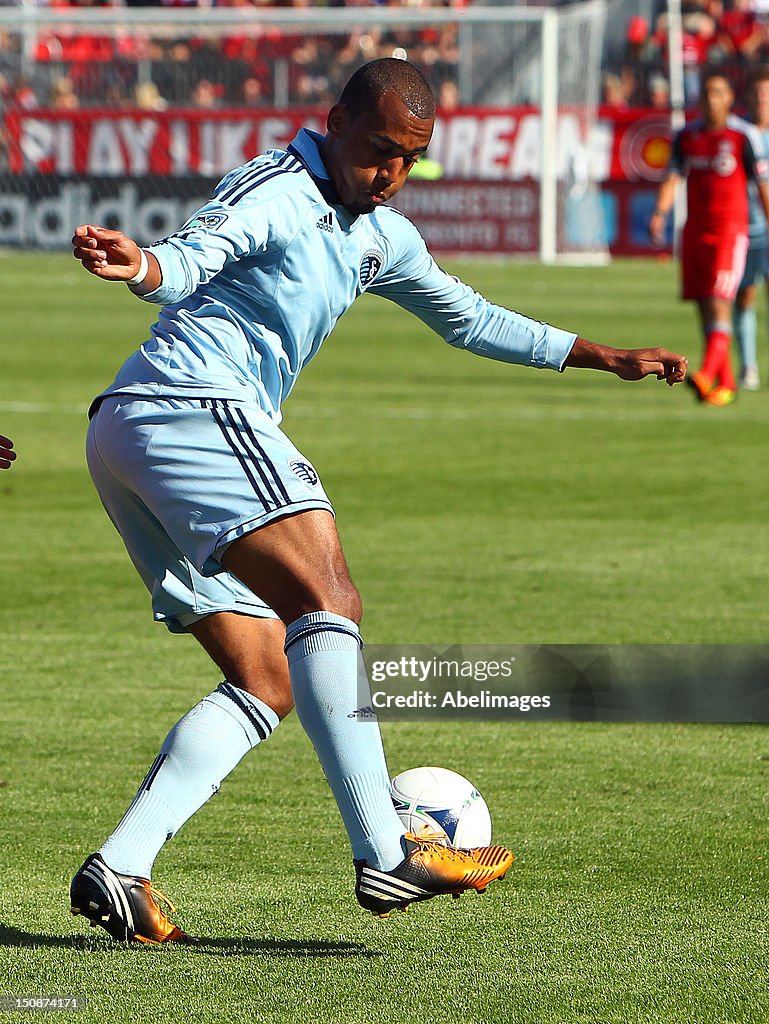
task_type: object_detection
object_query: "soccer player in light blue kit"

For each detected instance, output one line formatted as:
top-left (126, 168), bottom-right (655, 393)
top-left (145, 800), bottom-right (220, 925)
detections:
top-left (734, 68), bottom-right (769, 390)
top-left (69, 59), bottom-right (687, 944)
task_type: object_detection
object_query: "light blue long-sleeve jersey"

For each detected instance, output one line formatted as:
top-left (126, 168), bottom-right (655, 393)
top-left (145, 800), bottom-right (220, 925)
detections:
top-left (747, 124), bottom-right (769, 243)
top-left (100, 129), bottom-right (577, 422)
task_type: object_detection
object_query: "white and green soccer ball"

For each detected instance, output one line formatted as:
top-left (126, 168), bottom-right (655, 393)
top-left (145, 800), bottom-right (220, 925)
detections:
top-left (390, 766), bottom-right (492, 850)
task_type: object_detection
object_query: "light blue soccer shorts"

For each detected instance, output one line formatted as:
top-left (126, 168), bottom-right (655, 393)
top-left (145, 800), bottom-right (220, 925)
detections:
top-left (86, 394), bottom-right (334, 633)
top-left (739, 236), bottom-right (769, 291)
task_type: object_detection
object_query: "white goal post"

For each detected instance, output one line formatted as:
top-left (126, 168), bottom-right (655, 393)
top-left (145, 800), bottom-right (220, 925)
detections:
top-left (0, 1), bottom-right (609, 263)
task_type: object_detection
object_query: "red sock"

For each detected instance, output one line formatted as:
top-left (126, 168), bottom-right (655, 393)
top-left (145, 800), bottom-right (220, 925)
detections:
top-left (701, 329), bottom-right (734, 389)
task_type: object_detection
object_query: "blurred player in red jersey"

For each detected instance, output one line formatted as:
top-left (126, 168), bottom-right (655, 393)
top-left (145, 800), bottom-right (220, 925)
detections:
top-left (650, 70), bottom-right (769, 405)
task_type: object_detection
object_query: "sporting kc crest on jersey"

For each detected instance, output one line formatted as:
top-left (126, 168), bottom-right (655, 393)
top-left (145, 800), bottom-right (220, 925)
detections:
top-left (186, 213), bottom-right (229, 231)
top-left (713, 141), bottom-right (737, 177)
top-left (359, 250), bottom-right (384, 287)
top-left (288, 459), bottom-right (319, 485)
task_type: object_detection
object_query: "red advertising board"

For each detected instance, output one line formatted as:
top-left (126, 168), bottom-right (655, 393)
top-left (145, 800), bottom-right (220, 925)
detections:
top-left (2, 107), bottom-right (674, 254)
top-left (4, 106), bottom-right (674, 182)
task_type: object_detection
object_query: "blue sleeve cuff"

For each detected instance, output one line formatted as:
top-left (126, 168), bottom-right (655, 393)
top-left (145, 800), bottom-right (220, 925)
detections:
top-left (130, 244), bottom-right (189, 306)
top-left (545, 327), bottom-right (578, 371)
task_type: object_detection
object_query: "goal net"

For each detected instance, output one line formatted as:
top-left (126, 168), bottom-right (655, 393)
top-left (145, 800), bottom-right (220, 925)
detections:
top-left (0, 1), bottom-right (609, 263)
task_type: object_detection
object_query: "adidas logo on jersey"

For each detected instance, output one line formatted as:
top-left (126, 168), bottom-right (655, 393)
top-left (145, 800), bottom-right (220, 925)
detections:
top-left (316, 212), bottom-right (334, 232)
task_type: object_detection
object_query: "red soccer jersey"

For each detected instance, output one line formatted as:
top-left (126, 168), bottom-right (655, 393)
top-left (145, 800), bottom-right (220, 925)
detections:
top-left (669, 115), bottom-right (769, 234)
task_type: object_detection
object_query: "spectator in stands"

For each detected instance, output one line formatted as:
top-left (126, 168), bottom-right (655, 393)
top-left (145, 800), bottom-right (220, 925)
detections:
top-left (653, 8), bottom-right (719, 106)
top-left (191, 79), bottom-right (220, 108)
top-left (603, 72), bottom-right (629, 110)
top-left (240, 76), bottom-right (266, 107)
top-left (135, 80), bottom-right (168, 111)
top-left (617, 15), bottom-right (664, 107)
top-left (718, 0), bottom-right (767, 63)
top-left (152, 41), bottom-right (197, 107)
top-left (437, 79), bottom-right (459, 112)
top-left (290, 36), bottom-right (334, 104)
top-left (420, 23), bottom-right (460, 92)
top-left (49, 75), bottom-right (79, 110)
top-left (9, 76), bottom-right (37, 110)
top-left (648, 72), bottom-right (671, 110)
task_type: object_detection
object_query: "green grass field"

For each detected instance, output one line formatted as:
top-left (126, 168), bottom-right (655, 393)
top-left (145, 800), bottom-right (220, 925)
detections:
top-left (2, 253), bottom-right (769, 1024)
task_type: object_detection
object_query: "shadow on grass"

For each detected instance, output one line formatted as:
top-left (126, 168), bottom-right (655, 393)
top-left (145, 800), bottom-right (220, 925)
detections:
top-left (190, 937), bottom-right (380, 959)
top-left (0, 924), bottom-right (378, 958)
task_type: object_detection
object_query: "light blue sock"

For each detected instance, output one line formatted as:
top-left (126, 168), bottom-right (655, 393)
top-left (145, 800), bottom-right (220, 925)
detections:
top-left (734, 305), bottom-right (758, 371)
top-left (99, 683), bottom-right (278, 878)
top-left (284, 611), bottom-right (406, 871)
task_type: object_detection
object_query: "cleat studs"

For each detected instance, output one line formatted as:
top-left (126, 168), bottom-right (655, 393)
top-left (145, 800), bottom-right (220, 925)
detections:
top-left (101, 915), bottom-right (110, 922)
top-left (70, 908), bottom-right (80, 916)
top-left (452, 893), bottom-right (462, 900)
top-left (477, 887), bottom-right (487, 894)
top-left (377, 912), bottom-right (391, 919)
top-left (89, 901), bottom-right (99, 911)
top-left (398, 905), bottom-right (409, 913)
top-left (89, 920), bottom-right (99, 928)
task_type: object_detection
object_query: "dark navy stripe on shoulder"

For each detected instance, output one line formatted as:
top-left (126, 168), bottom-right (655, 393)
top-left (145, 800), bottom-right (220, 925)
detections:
top-left (218, 153), bottom-right (303, 206)
top-left (216, 151), bottom-right (295, 201)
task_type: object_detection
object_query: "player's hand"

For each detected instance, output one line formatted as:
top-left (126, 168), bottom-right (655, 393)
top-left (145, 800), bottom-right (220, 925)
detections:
top-left (613, 348), bottom-right (688, 386)
top-left (0, 434), bottom-right (16, 469)
top-left (566, 339), bottom-right (687, 386)
top-left (71, 224), bottom-right (143, 281)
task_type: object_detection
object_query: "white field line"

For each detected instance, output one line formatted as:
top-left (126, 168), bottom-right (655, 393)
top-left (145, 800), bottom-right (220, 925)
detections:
top-left (0, 400), bottom-right (765, 424)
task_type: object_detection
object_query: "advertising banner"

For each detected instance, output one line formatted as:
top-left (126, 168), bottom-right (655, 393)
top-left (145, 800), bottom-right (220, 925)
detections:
top-left (2, 107), bottom-right (674, 255)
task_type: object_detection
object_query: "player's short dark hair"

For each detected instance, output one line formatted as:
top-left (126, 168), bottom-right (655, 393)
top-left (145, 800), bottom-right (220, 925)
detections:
top-left (338, 59), bottom-right (435, 121)
top-left (700, 67), bottom-right (733, 90)
top-left (750, 65), bottom-right (769, 87)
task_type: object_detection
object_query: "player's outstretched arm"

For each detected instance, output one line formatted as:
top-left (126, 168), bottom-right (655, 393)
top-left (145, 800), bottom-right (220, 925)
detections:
top-left (564, 338), bottom-right (687, 386)
top-left (71, 224), bottom-right (161, 294)
top-left (0, 435), bottom-right (16, 469)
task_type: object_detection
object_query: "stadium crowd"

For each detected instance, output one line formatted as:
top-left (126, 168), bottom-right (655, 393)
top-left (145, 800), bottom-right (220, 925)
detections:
top-left (606, 1), bottom-right (769, 110)
top-left (0, 0), bottom-right (464, 113)
top-left (5, 1), bottom-right (769, 114)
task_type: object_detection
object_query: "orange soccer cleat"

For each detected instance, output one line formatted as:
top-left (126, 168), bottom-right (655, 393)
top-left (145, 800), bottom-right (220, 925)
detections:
top-left (704, 385), bottom-right (737, 406)
top-left (687, 370), bottom-right (713, 402)
top-left (354, 830), bottom-right (513, 917)
top-left (70, 853), bottom-right (198, 944)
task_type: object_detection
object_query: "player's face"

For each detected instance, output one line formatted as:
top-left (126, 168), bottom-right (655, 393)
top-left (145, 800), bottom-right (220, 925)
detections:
top-left (699, 77), bottom-right (733, 126)
top-left (752, 81), bottom-right (769, 127)
top-left (324, 92), bottom-right (434, 215)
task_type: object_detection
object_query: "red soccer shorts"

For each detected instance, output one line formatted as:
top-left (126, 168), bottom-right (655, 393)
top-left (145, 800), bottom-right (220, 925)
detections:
top-left (681, 230), bottom-right (749, 302)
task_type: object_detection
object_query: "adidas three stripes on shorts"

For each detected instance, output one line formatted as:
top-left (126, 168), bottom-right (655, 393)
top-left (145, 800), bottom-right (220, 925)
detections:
top-left (86, 394), bottom-right (334, 632)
